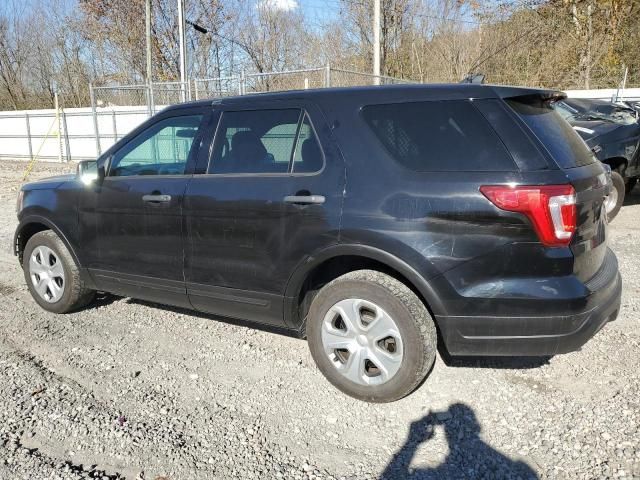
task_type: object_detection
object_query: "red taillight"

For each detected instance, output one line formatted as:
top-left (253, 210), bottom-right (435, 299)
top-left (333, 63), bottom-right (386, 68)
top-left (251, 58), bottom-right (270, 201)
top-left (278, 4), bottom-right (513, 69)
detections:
top-left (480, 184), bottom-right (577, 247)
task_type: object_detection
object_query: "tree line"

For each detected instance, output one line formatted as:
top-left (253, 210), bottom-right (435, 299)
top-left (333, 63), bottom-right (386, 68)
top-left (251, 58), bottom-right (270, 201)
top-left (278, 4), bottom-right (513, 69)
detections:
top-left (1, 0), bottom-right (638, 110)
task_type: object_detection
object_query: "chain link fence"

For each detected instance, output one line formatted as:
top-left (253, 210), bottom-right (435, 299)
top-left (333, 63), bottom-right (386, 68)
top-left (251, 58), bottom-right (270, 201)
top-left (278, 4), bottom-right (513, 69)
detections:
top-left (193, 76), bottom-right (240, 100)
top-left (243, 67), bottom-right (328, 94)
top-left (4, 64), bottom-right (639, 164)
top-left (329, 68), bottom-right (416, 87)
top-left (27, 63), bottom-right (634, 161)
top-left (92, 64), bottom-right (417, 114)
top-left (86, 65), bottom-right (417, 156)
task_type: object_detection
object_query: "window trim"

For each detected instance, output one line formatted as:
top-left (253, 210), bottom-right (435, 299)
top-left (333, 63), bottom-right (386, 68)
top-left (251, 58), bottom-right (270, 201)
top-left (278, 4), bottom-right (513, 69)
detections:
top-left (106, 112), bottom-right (206, 178)
top-left (203, 107), bottom-right (326, 177)
top-left (359, 99), bottom-right (518, 173)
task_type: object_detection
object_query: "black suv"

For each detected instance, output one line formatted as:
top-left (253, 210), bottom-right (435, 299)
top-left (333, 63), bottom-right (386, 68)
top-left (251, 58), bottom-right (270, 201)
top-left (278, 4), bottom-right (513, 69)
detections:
top-left (14, 85), bottom-right (622, 402)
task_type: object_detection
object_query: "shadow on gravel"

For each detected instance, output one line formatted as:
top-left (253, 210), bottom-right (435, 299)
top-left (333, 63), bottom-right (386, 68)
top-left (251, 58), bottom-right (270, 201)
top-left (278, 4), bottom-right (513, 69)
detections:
top-left (381, 403), bottom-right (538, 480)
top-left (440, 354), bottom-right (552, 370)
top-left (623, 189), bottom-right (640, 206)
top-left (125, 298), bottom-right (300, 337)
top-left (91, 292), bottom-right (121, 309)
top-left (622, 190), bottom-right (640, 207)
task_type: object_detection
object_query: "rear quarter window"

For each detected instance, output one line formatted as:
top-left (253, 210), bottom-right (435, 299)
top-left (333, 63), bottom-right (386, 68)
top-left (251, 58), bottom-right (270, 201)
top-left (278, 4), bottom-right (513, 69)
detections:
top-left (506, 97), bottom-right (596, 169)
top-left (361, 100), bottom-right (516, 172)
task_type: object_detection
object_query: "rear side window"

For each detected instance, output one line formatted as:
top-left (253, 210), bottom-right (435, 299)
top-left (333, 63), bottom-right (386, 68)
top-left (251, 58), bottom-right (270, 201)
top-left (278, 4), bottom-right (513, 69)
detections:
top-left (361, 100), bottom-right (516, 172)
top-left (506, 98), bottom-right (596, 168)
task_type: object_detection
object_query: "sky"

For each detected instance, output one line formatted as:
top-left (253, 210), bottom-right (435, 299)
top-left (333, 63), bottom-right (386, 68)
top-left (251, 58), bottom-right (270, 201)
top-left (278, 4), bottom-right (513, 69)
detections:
top-left (1, 0), bottom-right (344, 23)
top-left (264, 0), bottom-right (343, 25)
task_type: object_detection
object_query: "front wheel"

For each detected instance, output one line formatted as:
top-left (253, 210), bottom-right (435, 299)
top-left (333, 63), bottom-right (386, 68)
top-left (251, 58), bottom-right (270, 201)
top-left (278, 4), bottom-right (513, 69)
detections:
top-left (605, 171), bottom-right (625, 221)
top-left (23, 231), bottom-right (95, 313)
top-left (306, 270), bottom-right (437, 403)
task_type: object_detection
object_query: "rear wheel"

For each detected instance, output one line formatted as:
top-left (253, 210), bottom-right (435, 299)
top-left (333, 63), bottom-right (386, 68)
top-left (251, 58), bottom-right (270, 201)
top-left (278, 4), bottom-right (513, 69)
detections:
top-left (306, 270), bottom-right (437, 403)
top-left (23, 231), bottom-right (95, 313)
top-left (605, 171), bottom-right (625, 221)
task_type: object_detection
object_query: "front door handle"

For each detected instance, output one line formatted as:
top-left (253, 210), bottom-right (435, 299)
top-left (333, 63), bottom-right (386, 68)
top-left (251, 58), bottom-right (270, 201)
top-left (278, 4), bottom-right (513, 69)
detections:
top-left (283, 195), bottom-right (325, 205)
top-left (142, 194), bottom-right (172, 203)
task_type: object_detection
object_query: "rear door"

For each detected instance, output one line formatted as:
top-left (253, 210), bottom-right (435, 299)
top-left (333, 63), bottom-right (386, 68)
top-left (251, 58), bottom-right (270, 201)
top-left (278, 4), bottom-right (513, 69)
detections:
top-left (183, 101), bottom-right (345, 326)
top-left (505, 96), bottom-right (609, 282)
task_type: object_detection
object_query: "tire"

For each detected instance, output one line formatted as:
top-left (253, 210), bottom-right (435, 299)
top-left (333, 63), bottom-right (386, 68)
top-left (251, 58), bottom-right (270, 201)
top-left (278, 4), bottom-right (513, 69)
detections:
top-left (23, 230), bottom-right (95, 313)
top-left (605, 171), bottom-right (625, 221)
top-left (306, 270), bottom-right (437, 403)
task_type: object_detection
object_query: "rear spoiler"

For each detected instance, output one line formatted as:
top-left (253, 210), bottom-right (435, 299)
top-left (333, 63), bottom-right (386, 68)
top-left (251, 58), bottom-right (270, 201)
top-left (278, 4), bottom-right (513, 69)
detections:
top-left (491, 86), bottom-right (566, 102)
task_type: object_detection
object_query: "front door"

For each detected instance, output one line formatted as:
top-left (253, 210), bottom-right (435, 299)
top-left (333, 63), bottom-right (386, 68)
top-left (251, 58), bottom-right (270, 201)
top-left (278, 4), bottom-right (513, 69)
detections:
top-left (184, 103), bottom-right (345, 326)
top-left (81, 109), bottom-right (207, 307)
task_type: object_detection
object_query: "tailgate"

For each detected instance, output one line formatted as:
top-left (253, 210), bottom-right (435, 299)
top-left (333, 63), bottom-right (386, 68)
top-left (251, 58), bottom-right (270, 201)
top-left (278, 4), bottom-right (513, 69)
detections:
top-left (505, 95), bottom-right (609, 282)
top-left (563, 162), bottom-right (609, 281)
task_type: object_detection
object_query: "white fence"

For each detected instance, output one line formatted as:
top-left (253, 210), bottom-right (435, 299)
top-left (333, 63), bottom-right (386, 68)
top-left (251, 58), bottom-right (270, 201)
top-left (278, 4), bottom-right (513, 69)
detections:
top-left (2, 77), bottom-right (639, 164)
top-left (0, 106), bottom-right (150, 162)
top-left (565, 87), bottom-right (640, 102)
top-left (0, 66), bottom-right (415, 163)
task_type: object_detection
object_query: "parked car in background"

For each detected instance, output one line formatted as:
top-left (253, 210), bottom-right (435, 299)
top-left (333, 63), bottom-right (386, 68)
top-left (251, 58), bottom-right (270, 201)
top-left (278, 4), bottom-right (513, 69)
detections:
top-left (623, 100), bottom-right (640, 116)
top-left (554, 97), bottom-right (640, 219)
top-left (15, 85), bottom-right (621, 402)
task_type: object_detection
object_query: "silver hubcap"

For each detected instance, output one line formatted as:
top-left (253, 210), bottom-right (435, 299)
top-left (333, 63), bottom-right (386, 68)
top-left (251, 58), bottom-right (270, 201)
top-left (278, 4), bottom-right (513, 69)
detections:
top-left (605, 187), bottom-right (618, 214)
top-left (29, 246), bottom-right (65, 303)
top-left (321, 299), bottom-right (404, 386)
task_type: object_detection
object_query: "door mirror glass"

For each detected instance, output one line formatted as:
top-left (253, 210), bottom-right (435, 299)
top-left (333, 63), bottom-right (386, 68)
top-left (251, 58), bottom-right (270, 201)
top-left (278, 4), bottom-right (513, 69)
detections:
top-left (77, 160), bottom-right (99, 185)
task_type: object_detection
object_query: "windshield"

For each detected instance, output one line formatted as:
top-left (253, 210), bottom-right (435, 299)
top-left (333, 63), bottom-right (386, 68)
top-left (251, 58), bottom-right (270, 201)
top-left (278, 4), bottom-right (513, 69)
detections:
top-left (554, 100), bottom-right (638, 125)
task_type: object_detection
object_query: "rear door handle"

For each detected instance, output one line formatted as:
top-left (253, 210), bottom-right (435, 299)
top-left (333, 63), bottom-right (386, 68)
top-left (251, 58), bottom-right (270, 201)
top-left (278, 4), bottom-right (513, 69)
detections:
top-left (142, 194), bottom-right (172, 203)
top-left (283, 195), bottom-right (325, 205)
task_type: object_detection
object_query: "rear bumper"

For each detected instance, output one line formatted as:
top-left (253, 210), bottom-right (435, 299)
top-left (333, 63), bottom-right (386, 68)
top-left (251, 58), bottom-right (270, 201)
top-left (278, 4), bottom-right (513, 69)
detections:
top-left (437, 251), bottom-right (622, 356)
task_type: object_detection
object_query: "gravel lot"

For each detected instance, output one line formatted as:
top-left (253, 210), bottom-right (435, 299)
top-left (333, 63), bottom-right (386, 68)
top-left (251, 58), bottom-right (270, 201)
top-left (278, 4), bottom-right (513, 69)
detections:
top-left (0, 160), bottom-right (638, 480)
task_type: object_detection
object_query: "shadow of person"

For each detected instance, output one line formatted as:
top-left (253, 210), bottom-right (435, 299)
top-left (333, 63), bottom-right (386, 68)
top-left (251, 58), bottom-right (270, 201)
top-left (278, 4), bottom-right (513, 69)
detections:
top-left (381, 403), bottom-right (538, 480)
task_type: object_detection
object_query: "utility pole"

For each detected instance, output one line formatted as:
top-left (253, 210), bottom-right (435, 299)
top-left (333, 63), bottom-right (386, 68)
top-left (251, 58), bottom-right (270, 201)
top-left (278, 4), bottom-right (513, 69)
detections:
top-left (373, 0), bottom-right (381, 85)
top-left (145, 0), bottom-right (152, 85)
top-left (177, 0), bottom-right (187, 102)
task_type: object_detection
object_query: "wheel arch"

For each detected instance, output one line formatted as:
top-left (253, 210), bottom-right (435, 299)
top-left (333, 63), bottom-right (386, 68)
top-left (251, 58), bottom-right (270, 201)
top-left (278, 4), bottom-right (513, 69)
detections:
top-left (283, 244), bottom-right (447, 331)
top-left (14, 216), bottom-right (80, 268)
top-left (601, 156), bottom-right (628, 173)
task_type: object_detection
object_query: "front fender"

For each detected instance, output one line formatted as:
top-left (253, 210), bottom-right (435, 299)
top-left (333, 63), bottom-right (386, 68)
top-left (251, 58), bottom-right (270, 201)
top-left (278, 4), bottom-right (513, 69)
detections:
top-left (14, 214), bottom-right (81, 268)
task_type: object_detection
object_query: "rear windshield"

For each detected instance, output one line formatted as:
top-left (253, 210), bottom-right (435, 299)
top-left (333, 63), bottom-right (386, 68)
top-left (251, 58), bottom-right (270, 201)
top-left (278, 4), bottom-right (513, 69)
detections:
top-left (361, 100), bottom-right (516, 172)
top-left (506, 97), bottom-right (596, 168)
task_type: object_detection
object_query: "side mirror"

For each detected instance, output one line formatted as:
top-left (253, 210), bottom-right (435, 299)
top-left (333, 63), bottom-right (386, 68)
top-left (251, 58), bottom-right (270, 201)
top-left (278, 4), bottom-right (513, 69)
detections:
top-left (77, 160), bottom-right (99, 185)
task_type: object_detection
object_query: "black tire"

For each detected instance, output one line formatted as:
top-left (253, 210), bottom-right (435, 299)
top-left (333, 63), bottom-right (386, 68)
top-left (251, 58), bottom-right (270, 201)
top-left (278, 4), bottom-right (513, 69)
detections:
top-left (23, 230), bottom-right (95, 313)
top-left (605, 171), bottom-right (625, 221)
top-left (306, 270), bottom-right (437, 403)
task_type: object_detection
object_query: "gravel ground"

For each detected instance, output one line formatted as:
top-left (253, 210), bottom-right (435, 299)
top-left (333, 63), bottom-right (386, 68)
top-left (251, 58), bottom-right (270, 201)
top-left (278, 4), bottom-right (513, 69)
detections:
top-left (0, 159), bottom-right (638, 480)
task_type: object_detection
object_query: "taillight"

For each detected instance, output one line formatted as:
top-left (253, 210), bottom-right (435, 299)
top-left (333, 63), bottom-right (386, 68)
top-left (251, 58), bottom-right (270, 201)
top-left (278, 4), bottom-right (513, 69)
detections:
top-left (480, 184), bottom-right (577, 247)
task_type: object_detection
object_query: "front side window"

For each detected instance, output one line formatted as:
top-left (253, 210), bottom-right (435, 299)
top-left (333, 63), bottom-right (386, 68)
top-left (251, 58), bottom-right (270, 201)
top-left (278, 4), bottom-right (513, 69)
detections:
top-left (110, 115), bottom-right (203, 177)
top-left (362, 100), bottom-right (516, 172)
top-left (209, 109), bottom-right (323, 174)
